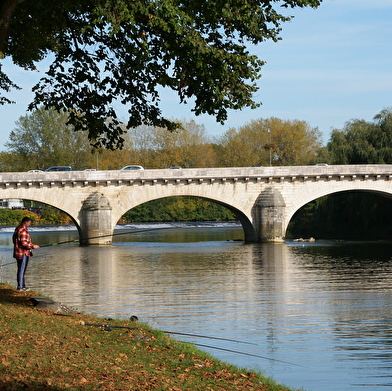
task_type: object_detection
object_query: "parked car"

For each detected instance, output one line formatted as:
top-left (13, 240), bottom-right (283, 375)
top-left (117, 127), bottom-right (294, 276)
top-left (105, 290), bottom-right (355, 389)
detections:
top-left (167, 166), bottom-right (181, 169)
top-left (27, 170), bottom-right (43, 173)
top-left (120, 165), bottom-right (144, 170)
top-left (44, 166), bottom-right (75, 171)
top-left (84, 168), bottom-right (97, 171)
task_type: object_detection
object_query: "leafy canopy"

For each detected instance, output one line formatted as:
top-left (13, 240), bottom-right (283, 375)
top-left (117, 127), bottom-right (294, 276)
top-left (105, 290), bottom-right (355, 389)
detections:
top-left (327, 108), bottom-right (392, 164)
top-left (217, 117), bottom-right (323, 166)
top-left (3, 107), bottom-right (94, 171)
top-left (0, 108), bottom-right (218, 171)
top-left (0, 0), bottom-right (322, 149)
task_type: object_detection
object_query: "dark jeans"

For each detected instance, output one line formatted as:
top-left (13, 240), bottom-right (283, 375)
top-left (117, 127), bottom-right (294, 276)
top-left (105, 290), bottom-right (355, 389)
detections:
top-left (16, 255), bottom-right (29, 290)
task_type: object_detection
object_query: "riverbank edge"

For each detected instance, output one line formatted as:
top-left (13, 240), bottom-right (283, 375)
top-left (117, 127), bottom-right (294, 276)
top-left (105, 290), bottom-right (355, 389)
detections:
top-left (0, 283), bottom-right (300, 391)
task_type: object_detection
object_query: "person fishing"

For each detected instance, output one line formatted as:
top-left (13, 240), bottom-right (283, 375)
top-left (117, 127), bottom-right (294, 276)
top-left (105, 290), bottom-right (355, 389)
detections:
top-left (12, 216), bottom-right (40, 291)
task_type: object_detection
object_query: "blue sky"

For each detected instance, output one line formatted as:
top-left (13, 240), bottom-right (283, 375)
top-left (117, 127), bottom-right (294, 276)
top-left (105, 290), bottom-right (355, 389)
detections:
top-left (0, 0), bottom-right (391, 150)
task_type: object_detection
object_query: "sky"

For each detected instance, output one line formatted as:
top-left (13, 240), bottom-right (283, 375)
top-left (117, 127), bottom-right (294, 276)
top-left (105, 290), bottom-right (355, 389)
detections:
top-left (0, 0), bottom-right (391, 150)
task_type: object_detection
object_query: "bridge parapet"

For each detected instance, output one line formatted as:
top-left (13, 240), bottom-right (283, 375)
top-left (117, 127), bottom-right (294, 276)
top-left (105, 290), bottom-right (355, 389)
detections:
top-left (2, 165), bottom-right (392, 188)
top-left (1, 174), bottom-right (391, 190)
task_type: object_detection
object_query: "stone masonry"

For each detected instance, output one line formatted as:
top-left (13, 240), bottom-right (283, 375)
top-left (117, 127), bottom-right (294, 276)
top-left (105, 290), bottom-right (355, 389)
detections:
top-left (0, 164), bottom-right (391, 244)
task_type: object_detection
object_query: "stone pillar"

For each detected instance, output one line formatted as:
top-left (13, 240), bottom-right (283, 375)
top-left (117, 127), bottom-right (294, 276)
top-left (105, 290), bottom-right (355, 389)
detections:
top-left (80, 192), bottom-right (113, 245)
top-left (254, 187), bottom-right (286, 242)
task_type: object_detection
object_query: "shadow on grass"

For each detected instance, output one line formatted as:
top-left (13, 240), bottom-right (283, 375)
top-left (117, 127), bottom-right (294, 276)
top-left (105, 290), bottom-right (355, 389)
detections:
top-left (0, 380), bottom-right (64, 391)
top-left (0, 284), bottom-right (36, 307)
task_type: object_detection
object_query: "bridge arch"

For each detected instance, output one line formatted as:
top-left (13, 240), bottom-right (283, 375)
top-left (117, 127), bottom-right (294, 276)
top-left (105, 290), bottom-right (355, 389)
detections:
top-left (1, 195), bottom-right (82, 239)
top-left (114, 195), bottom-right (257, 243)
top-left (285, 188), bottom-right (392, 239)
top-left (285, 187), bottom-right (392, 232)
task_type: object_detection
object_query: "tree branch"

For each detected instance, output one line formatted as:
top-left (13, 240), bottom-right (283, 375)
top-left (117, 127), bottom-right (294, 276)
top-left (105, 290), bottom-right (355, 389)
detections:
top-left (0, 0), bottom-right (25, 57)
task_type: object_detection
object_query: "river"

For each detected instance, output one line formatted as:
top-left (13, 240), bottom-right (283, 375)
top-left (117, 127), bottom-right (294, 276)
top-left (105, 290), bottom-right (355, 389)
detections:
top-left (1, 222), bottom-right (392, 391)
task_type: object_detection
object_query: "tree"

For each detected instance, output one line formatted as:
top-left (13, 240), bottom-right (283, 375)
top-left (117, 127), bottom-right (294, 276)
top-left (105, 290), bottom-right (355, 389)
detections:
top-left (216, 117), bottom-right (323, 167)
top-left (327, 108), bottom-right (392, 164)
top-left (129, 119), bottom-right (218, 168)
top-left (0, 0), bottom-right (322, 149)
top-left (1, 107), bottom-right (94, 171)
top-left (0, 109), bottom-right (217, 171)
top-left (123, 196), bottom-right (235, 222)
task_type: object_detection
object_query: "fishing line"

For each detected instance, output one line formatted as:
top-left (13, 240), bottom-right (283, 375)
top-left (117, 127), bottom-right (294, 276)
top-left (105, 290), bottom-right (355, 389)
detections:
top-left (192, 343), bottom-right (307, 368)
top-left (80, 321), bottom-right (303, 367)
top-left (0, 226), bottom-right (176, 268)
top-left (81, 322), bottom-right (256, 346)
top-left (161, 330), bottom-right (258, 346)
top-left (0, 241), bottom-right (83, 268)
top-left (80, 321), bottom-right (136, 331)
top-left (1, 260), bottom-right (16, 267)
top-left (40, 226), bottom-right (176, 247)
top-left (1, 246), bottom-right (67, 267)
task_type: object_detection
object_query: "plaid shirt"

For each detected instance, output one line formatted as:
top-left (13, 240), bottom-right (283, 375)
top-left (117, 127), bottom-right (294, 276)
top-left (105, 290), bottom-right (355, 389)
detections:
top-left (13, 225), bottom-right (33, 260)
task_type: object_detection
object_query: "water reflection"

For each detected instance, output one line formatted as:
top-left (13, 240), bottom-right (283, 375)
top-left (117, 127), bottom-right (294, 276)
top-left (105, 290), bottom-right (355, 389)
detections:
top-left (1, 226), bottom-right (392, 391)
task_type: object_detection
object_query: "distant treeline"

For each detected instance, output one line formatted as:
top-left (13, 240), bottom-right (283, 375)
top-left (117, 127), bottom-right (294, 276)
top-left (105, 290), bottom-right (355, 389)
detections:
top-left (122, 197), bottom-right (235, 222)
top-left (287, 192), bottom-right (392, 240)
top-left (0, 208), bottom-right (72, 226)
top-left (0, 197), bottom-right (235, 227)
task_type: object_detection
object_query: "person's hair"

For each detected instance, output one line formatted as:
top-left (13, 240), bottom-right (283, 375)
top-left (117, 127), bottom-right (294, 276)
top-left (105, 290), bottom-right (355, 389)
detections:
top-left (21, 217), bottom-right (31, 224)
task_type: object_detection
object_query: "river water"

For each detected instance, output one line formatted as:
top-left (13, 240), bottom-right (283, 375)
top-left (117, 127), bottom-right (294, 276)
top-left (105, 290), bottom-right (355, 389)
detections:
top-left (1, 222), bottom-right (392, 391)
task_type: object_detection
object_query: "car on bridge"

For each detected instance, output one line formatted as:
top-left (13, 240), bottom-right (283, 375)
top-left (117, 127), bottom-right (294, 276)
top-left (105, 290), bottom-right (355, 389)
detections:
top-left (120, 165), bottom-right (144, 170)
top-left (45, 166), bottom-right (75, 171)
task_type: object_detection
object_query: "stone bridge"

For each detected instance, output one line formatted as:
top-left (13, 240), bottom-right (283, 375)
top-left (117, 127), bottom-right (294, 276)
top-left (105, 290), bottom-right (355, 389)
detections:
top-left (1, 164), bottom-right (391, 244)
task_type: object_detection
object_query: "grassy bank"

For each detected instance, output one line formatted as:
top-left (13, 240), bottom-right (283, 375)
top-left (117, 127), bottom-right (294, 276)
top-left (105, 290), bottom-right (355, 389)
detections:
top-left (0, 283), bottom-right (299, 391)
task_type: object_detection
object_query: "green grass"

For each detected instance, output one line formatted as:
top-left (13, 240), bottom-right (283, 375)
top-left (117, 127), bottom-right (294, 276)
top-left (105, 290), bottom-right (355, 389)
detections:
top-left (0, 283), bottom-right (300, 390)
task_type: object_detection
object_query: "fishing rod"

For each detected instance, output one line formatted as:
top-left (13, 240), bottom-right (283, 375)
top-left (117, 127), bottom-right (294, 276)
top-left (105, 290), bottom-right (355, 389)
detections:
top-left (161, 330), bottom-right (258, 346)
top-left (40, 226), bottom-right (175, 247)
top-left (81, 321), bottom-right (257, 346)
top-left (0, 226), bottom-right (176, 267)
top-left (80, 321), bottom-right (303, 367)
top-left (1, 260), bottom-right (17, 267)
top-left (80, 321), bottom-right (136, 331)
top-left (192, 343), bottom-right (307, 368)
